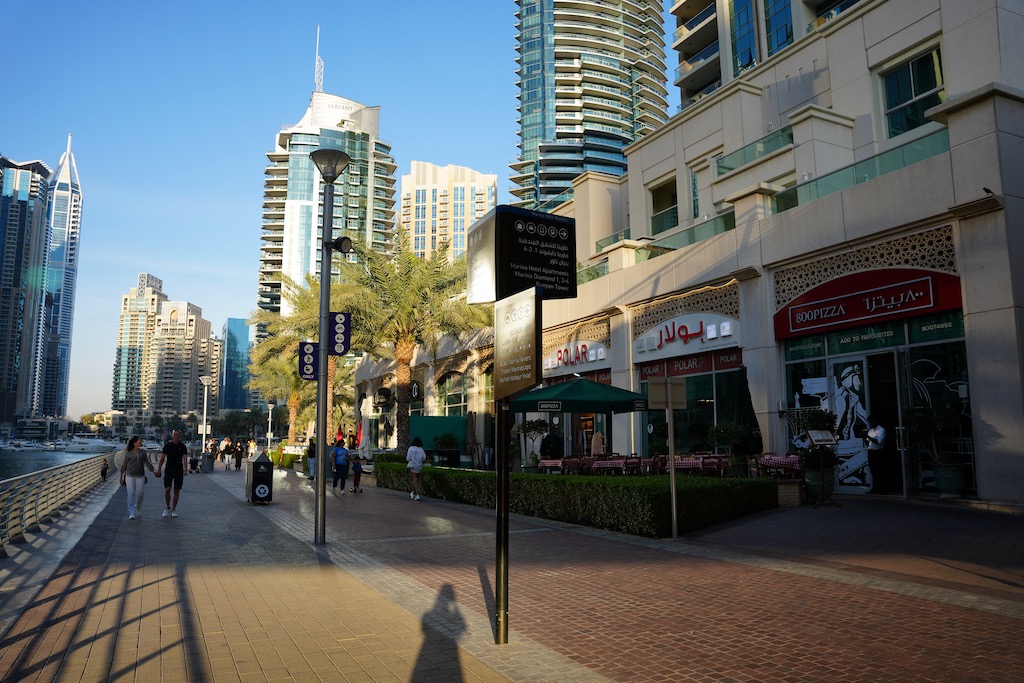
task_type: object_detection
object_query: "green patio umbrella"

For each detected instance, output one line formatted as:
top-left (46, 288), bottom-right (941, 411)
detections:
top-left (509, 378), bottom-right (648, 414)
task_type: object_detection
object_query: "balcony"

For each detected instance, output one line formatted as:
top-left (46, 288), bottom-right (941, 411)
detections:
top-left (595, 228), bottom-right (631, 252)
top-left (673, 3), bottom-right (716, 52)
top-left (578, 258), bottom-right (609, 284)
top-left (675, 41), bottom-right (720, 91)
top-left (806, 0), bottom-right (862, 34)
top-left (651, 205), bottom-right (679, 235)
top-left (636, 211), bottom-right (736, 262)
top-left (772, 129), bottom-right (950, 213)
top-left (716, 126), bottom-right (794, 175)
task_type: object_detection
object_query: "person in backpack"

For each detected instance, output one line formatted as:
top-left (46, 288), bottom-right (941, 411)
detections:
top-left (331, 439), bottom-right (349, 493)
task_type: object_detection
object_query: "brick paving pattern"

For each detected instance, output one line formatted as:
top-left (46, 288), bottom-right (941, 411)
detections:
top-left (0, 463), bottom-right (1022, 682)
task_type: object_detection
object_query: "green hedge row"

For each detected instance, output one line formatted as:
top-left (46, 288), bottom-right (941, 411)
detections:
top-left (374, 464), bottom-right (779, 538)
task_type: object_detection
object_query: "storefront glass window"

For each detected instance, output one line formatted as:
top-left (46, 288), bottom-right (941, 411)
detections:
top-left (438, 372), bottom-right (467, 417)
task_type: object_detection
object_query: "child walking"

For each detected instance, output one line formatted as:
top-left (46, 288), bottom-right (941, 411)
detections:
top-left (350, 457), bottom-right (363, 493)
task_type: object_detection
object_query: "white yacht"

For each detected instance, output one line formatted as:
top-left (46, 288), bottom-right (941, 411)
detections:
top-left (66, 434), bottom-right (121, 453)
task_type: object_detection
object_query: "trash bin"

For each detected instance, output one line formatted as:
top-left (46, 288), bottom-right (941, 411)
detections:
top-left (245, 451), bottom-right (273, 503)
top-left (201, 452), bottom-right (214, 473)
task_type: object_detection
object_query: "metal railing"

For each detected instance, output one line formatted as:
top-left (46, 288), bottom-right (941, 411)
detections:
top-left (0, 451), bottom-right (122, 557)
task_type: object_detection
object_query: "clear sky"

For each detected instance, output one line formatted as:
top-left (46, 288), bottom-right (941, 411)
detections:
top-left (1, 1), bottom-right (676, 420)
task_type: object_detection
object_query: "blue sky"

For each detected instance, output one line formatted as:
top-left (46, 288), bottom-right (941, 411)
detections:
top-left (2, 1), bottom-right (676, 419)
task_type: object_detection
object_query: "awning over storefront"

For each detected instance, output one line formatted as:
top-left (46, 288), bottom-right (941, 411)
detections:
top-left (509, 378), bottom-right (648, 414)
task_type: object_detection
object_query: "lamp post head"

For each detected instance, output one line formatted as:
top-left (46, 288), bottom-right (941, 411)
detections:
top-left (199, 375), bottom-right (212, 387)
top-left (310, 148), bottom-right (351, 184)
top-left (267, 401), bottom-right (275, 410)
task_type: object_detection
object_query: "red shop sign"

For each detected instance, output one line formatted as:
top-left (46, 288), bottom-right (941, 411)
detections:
top-left (715, 348), bottom-right (743, 370)
top-left (774, 269), bottom-right (962, 340)
top-left (667, 351), bottom-right (714, 376)
top-left (639, 362), bottom-right (665, 380)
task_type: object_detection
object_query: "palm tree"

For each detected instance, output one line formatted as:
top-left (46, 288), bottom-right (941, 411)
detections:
top-left (249, 274), bottom-right (350, 445)
top-left (334, 229), bottom-right (491, 455)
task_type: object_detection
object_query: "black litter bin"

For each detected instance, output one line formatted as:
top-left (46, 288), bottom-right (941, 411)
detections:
top-left (245, 451), bottom-right (273, 503)
top-left (201, 452), bottom-right (214, 473)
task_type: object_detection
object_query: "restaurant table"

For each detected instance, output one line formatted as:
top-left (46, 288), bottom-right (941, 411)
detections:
top-left (591, 457), bottom-right (642, 475)
top-left (757, 454), bottom-right (802, 477)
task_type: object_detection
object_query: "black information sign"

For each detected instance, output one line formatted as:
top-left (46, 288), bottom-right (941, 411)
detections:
top-left (467, 205), bottom-right (576, 304)
top-left (494, 286), bottom-right (542, 401)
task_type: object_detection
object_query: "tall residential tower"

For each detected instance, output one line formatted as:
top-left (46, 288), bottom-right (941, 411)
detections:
top-left (399, 161), bottom-right (497, 259)
top-left (510, 0), bottom-right (669, 209)
top-left (257, 91), bottom-right (398, 319)
top-left (112, 273), bottom-right (220, 420)
top-left (39, 135), bottom-right (83, 418)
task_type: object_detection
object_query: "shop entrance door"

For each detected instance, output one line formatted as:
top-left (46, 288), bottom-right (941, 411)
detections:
top-left (827, 353), bottom-right (901, 493)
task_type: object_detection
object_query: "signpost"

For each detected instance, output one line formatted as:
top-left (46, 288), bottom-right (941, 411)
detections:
top-left (328, 312), bottom-right (350, 356)
top-left (647, 376), bottom-right (687, 539)
top-left (467, 205), bottom-right (575, 646)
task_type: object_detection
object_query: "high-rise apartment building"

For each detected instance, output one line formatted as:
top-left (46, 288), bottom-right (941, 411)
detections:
top-left (509, 0), bottom-right (669, 209)
top-left (112, 273), bottom-right (220, 420)
top-left (258, 91), bottom-right (398, 319)
top-left (39, 135), bottom-right (83, 418)
top-left (0, 156), bottom-right (51, 428)
top-left (399, 162), bottom-right (498, 259)
top-left (220, 318), bottom-right (250, 410)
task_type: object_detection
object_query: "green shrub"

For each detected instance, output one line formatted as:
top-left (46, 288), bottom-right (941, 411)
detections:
top-left (373, 463), bottom-right (778, 538)
top-left (374, 450), bottom-right (405, 464)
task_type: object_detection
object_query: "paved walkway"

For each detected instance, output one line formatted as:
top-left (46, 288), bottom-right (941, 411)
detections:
top-left (0, 463), bottom-right (1022, 682)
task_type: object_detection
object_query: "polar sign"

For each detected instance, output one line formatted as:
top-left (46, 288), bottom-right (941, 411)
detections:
top-left (299, 342), bottom-right (318, 380)
top-left (329, 312), bottom-right (350, 356)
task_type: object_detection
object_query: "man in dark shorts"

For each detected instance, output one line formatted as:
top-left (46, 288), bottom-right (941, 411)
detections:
top-left (156, 429), bottom-right (189, 518)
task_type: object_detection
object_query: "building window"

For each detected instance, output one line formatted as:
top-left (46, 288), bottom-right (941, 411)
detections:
top-left (650, 179), bottom-right (678, 235)
top-left (690, 169), bottom-right (700, 219)
top-left (730, 0), bottom-right (759, 76)
top-left (438, 372), bottom-right (467, 416)
top-left (763, 0), bottom-right (793, 57)
top-left (883, 48), bottom-right (945, 138)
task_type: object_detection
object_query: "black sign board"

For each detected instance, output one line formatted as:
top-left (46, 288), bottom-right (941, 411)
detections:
top-left (467, 205), bottom-right (576, 304)
top-left (494, 286), bottom-right (542, 401)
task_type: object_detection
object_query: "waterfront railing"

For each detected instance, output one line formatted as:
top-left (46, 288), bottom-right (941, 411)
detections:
top-left (0, 451), bottom-right (122, 557)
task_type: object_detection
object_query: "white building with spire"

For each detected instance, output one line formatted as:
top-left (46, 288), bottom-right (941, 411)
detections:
top-left (257, 38), bottom-right (398, 319)
top-left (39, 134), bottom-right (83, 418)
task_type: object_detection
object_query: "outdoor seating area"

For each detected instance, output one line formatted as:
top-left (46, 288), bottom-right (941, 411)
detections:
top-left (535, 452), bottom-right (802, 479)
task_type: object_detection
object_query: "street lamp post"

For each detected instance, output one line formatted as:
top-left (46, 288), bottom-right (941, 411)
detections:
top-left (199, 375), bottom-right (212, 461)
top-left (266, 401), bottom-right (275, 452)
top-left (310, 147), bottom-right (351, 545)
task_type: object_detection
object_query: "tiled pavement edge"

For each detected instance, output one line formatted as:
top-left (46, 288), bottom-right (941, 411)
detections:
top-left (1, 463), bottom-right (1023, 682)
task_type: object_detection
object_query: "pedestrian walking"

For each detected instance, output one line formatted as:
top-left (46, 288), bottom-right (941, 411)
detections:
top-left (407, 436), bottom-right (426, 501)
top-left (156, 429), bottom-right (188, 518)
top-left (118, 435), bottom-right (155, 520)
top-left (350, 456), bottom-right (363, 493)
top-left (219, 436), bottom-right (232, 469)
top-left (305, 438), bottom-right (317, 480)
top-left (331, 439), bottom-right (349, 493)
top-left (233, 440), bottom-right (244, 470)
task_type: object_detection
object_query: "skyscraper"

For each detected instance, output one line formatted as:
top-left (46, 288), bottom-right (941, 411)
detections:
top-left (220, 318), bottom-right (250, 410)
top-left (39, 134), bottom-right (83, 418)
top-left (510, 0), bottom-right (669, 209)
top-left (257, 91), bottom-right (398, 319)
top-left (0, 156), bottom-right (51, 428)
top-left (112, 273), bottom-right (220, 419)
top-left (399, 161), bottom-right (498, 259)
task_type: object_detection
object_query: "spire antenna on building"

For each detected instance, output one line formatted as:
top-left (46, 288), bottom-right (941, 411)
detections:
top-left (314, 25), bottom-right (324, 93)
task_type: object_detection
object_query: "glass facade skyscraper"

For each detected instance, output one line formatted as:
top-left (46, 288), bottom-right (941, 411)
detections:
top-left (510, 0), bottom-right (669, 209)
top-left (258, 91), bottom-right (398, 319)
top-left (221, 318), bottom-right (250, 410)
top-left (39, 135), bottom-right (83, 418)
top-left (0, 156), bottom-right (50, 428)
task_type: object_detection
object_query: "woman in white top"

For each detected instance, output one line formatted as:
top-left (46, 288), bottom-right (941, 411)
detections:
top-left (119, 435), bottom-right (155, 520)
top-left (406, 436), bottom-right (426, 501)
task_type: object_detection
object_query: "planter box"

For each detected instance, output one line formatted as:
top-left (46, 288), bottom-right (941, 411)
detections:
top-left (777, 479), bottom-right (804, 508)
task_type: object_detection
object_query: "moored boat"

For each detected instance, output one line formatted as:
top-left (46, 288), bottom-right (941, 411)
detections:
top-left (65, 434), bottom-right (120, 453)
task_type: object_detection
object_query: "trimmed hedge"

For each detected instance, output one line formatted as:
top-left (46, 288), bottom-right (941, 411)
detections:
top-left (374, 463), bottom-right (778, 538)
